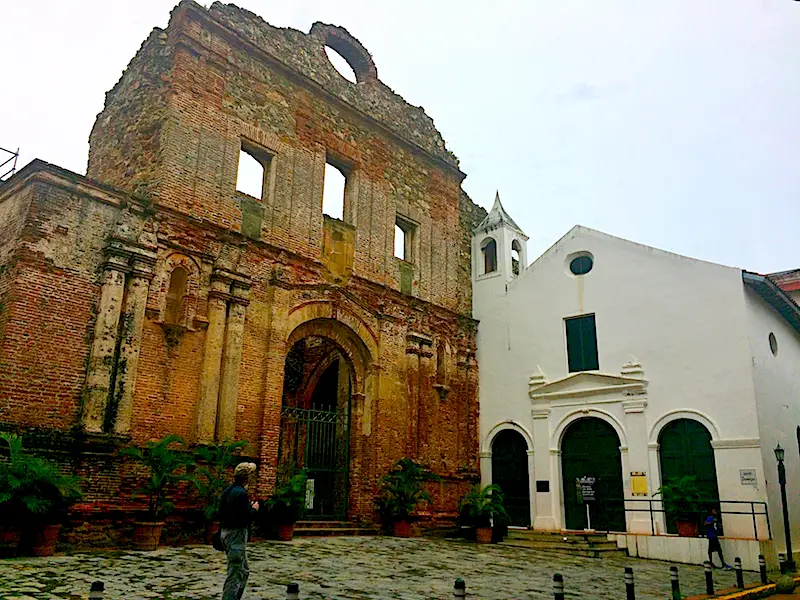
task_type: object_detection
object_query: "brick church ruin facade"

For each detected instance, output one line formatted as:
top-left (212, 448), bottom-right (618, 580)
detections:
top-left (0, 1), bottom-right (485, 536)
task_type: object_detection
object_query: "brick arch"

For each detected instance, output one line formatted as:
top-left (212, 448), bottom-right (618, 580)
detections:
top-left (310, 22), bottom-right (378, 83)
top-left (286, 301), bottom-right (378, 359)
top-left (287, 317), bottom-right (373, 395)
top-left (156, 253), bottom-right (201, 325)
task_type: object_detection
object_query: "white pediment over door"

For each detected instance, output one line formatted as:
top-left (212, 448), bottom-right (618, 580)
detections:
top-left (529, 364), bottom-right (648, 403)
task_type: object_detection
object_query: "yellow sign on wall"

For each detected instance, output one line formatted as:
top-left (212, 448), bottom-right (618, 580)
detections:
top-left (631, 471), bottom-right (648, 497)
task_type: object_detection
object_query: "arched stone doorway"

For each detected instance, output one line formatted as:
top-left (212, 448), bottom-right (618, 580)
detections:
top-left (491, 429), bottom-right (530, 527)
top-left (278, 318), bottom-right (372, 520)
top-left (658, 418), bottom-right (720, 534)
top-left (561, 418), bottom-right (625, 532)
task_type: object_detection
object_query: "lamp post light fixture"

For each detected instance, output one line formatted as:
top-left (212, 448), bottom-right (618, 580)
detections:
top-left (775, 443), bottom-right (796, 573)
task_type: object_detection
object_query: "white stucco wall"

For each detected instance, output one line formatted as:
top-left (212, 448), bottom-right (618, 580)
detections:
top-left (474, 226), bottom-right (769, 535)
top-left (745, 286), bottom-right (800, 558)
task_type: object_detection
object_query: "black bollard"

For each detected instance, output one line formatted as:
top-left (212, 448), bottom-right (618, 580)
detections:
top-left (553, 573), bottom-right (565, 600)
top-left (286, 582), bottom-right (300, 600)
top-left (89, 581), bottom-right (104, 600)
top-left (624, 566), bottom-right (635, 600)
top-left (704, 561), bottom-right (714, 595)
top-left (759, 553), bottom-right (768, 585)
top-left (670, 566), bottom-right (681, 600)
top-left (780, 553), bottom-right (787, 575)
top-left (734, 557), bottom-right (744, 589)
top-left (453, 578), bottom-right (466, 599)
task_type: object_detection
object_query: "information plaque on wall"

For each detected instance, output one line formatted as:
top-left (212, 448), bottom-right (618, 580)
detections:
top-left (740, 468), bottom-right (757, 486)
top-left (631, 471), bottom-right (648, 496)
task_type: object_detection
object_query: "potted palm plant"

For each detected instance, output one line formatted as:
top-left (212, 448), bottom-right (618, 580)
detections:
top-left (192, 440), bottom-right (247, 544)
top-left (375, 458), bottom-right (439, 538)
top-left (266, 471), bottom-right (308, 541)
top-left (458, 484), bottom-right (508, 544)
top-left (119, 434), bottom-right (191, 550)
top-left (655, 475), bottom-right (711, 537)
top-left (0, 432), bottom-right (83, 557)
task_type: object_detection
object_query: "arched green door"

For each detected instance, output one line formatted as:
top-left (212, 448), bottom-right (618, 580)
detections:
top-left (659, 419), bottom-right (719, 533)
top-left (492, 430), bottom-right (531, 527)
top-left (561, 418), bottom-right (625, 531)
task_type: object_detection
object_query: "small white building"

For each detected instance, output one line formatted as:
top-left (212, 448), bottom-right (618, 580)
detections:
top-left (472, 195), bottom-right (800, 568)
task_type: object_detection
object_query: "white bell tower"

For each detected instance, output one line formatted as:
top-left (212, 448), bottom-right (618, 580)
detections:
top-left (471, 191), bottom-right (528, 320)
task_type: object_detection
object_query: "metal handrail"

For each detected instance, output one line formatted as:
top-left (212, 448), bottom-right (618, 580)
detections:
top-left (615, 497), bottom-right (771, 540)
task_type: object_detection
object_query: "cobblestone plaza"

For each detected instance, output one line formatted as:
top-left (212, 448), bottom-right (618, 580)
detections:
top-left (0, 537), bottom-right (725, 599)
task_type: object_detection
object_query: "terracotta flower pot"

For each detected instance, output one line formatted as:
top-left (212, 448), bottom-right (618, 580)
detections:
top-left (675, 519), bottom-right (699, 538)
top-left (392, 520), bottom-right (412, 538)
top-left (204, 521), bottom-right (220, 545)
top-left (475, 526), bottom-right (493, 544)
top-left (276, 523), bottom-right (295, 541)
top-left (30, 523), bottom-right (62, 557)
top-left (0, 527), bottom-right (21, 558)
top-left (132, 521), bottom-right (164, 551)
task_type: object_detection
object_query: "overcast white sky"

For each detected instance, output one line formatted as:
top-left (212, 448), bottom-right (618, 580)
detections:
top-left (2, 1), bottom-right (798, 273)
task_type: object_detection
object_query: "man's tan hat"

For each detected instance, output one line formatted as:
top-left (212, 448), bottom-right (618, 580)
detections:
top-left (234, 462), bottom-right (257, 477)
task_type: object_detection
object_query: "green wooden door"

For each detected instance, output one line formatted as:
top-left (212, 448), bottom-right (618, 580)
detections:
top-left (659, 419), bottom-right (719, 534)
top-left (492, 430), bottom-right (531, 527)
top-left (561, 418), bottom-right (626, 531)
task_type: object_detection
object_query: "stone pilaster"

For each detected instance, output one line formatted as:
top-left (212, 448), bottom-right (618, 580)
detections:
top-left (82, 251), bottom-right (130, 433)
top-left (112, 258), bottom-right (154, 435)
top-left (215, 282), bottom-right (250, 442)
top-left (196, 273), bottom-right (231, 443)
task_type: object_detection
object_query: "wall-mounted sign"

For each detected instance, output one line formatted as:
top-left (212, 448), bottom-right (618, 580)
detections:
top-left (631, 471), bottom-right (648, 497)
top-left (305, 478), bottom-right (315, 509)
top-left (536, 480), bottom-right (550, 493)
top-left (577, 476), bottom-right (596, 503)
top-left (740, 468), bottom-right (757, 486)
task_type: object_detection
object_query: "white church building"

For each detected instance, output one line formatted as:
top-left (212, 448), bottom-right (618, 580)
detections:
top-left (472, 194), bottom-right (800, 568)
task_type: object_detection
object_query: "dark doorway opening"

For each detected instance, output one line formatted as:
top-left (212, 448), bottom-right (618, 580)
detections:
top-left (491, 429), bottom-right (531, 527)
top-left (561, 417), bottom-right (625, 532)
top-left (659, 419), bottom-right (720, 534)
top-left (278, 336), bottom-right (352, 520)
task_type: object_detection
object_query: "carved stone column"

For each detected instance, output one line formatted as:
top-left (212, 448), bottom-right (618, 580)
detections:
top-left (82, 250), bottom-right (130, 433)
top-left (196, 273), bottom-right (231, 443)
top-left (216, 281), bottom-right (250, 442)
top-left (112, 257), bottom-right (155, 435)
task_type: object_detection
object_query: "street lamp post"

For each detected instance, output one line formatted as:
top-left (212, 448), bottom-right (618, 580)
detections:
top-left (775, 444), bottom-right (796, 573)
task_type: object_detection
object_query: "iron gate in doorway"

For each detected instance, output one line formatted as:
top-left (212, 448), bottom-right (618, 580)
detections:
top-left (278, 403), bottom-right (351, 520)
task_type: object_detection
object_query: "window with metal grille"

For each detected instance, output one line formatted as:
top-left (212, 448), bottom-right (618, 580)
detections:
top-left (565, 314), bottom-right (599, 372)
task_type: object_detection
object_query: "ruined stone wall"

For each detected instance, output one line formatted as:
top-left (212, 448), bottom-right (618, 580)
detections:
top-left (87, 29), bottom-right (172, 200)
top-left (0, 167), bottom-right (115, 429)
top-left (87, 0), bottom-right (471, 315)
top-left (0, 0), bottom-right (482, 542)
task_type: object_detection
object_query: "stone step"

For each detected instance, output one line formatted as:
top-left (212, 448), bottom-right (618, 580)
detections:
top-left (506, 530), bottom-right (612, 544)
top-left (296, 521), bottom-right (351, 529)
top-left (502, 538), bottom-right (619, 551)
top-left (294, 522), bottom-right (379, 537)
top-left (499, 538), bottom-right (627, 559)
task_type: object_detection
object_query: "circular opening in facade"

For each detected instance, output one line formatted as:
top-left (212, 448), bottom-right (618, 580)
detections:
top-left (769, 332), bottom-right (778, 356)
top-left (569, 255), bottom-right (594, 276)
top-left (324, 46), bottom-right (357, 83)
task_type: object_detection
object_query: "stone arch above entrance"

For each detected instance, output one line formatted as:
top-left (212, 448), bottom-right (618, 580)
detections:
top-left (552, 408), bottom-right (628, 451)
top-left (287, 314), bottom-right (374, 395)
top-left (648, 409), bottom-right (721, 445)
top-left (483, 420), bottom-right (533, 454)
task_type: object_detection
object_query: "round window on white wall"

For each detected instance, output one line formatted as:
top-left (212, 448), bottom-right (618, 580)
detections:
top-left (769, 332), bottom-right (778, 357)
top-left (566, 251), bottom-right (594, 276)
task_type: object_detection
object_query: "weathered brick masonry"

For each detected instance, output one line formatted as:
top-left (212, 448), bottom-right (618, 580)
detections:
top-left (0, 0), bottom-right (487, 545)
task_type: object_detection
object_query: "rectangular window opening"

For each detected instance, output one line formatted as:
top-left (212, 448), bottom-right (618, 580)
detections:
top-left (565, 314), bottom-right (599, 373)
top-left (236, 141), bottom-right (273, 200)
top-left (394, 215), bottom-right (416, 262)
top-left (323, 160), bottom-right (347, 221)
